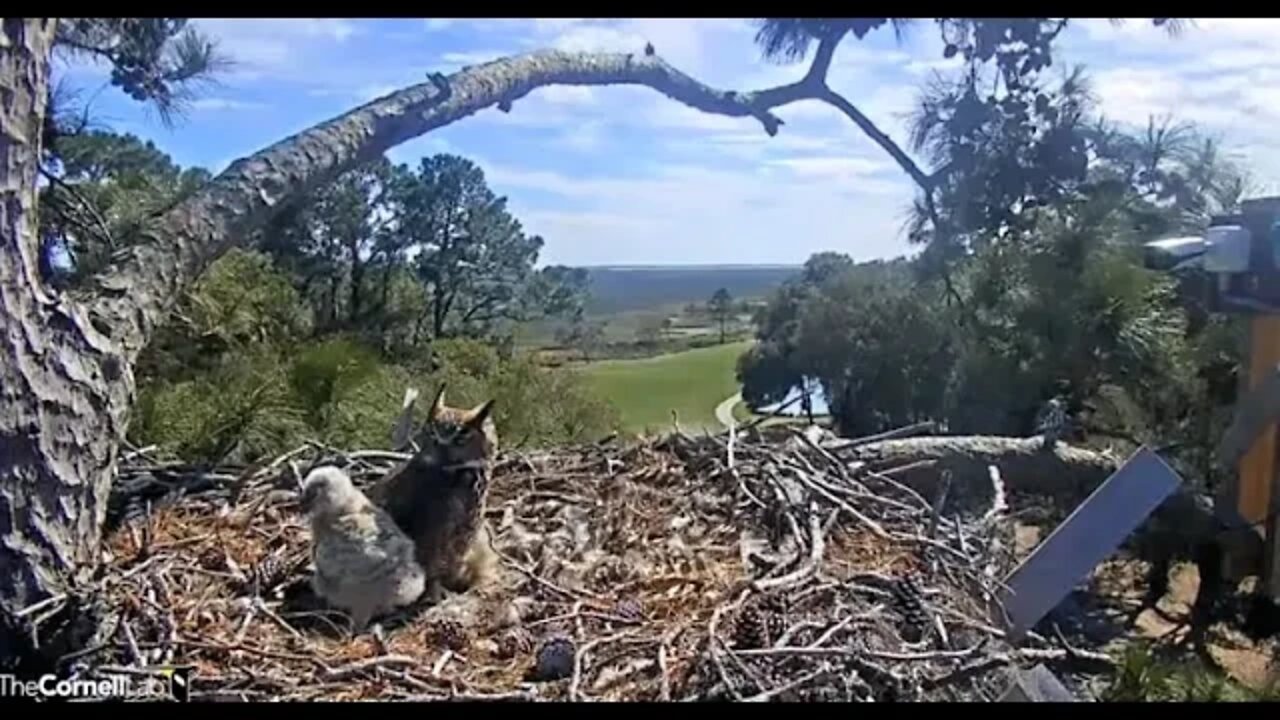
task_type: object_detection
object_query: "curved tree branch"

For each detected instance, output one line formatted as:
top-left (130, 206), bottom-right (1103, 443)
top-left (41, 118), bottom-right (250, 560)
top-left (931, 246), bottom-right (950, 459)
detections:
top-left (815, 87), bottom-right (932, 191)
top-left (76, 48), bottom-right (937, 362)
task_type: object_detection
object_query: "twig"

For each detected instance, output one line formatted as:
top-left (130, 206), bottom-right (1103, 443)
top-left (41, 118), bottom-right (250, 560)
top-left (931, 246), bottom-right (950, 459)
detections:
top-left (255, 598), bottom-right (304, 641)
top-left (432, 650), bottom-right (453, 676)
top-left (740, 669), bottom-right (826, 702)
top-left (862, 642), bottom-right (985, 662)
top-left (324, 655), bottom-right (418, 680)
top-left (706, 590), bottom-right (750, 701)
top-left (120, 619), bottom-right (144, 667)
top-left (805, 607), bottom-right (883, 649)
top-left (727, 420), bottom-right (737, 469)
top-left (982, 465), bottom-right (1008, 525)
top-left (753, 507), bottom-right (833, 592)
top-left (14, 593), bottom-right (68, 618)
top-left (657, 634), bottom-right (673, 701)
top-left (232, 601), bottom-right (260, 644)
top-left (787, 467), bottom-right (891, 540)
top-left (830, 421), bottom-right (939, 449)
top-left (496, 549), bottom-right (601, 600)
top-left (569, 629), bottom-right (640, 702)
top-left (929, 470), bottom-right (952, 538)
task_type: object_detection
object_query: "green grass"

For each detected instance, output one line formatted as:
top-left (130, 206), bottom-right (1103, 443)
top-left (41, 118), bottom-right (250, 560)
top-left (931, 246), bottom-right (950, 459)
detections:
top-left (1103, 643), bottom-right (1280, 702)
top-left (578, 340), bottom-right (751, 434)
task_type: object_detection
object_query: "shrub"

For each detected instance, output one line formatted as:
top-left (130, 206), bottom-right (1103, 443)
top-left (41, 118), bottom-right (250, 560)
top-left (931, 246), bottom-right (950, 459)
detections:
top-left (132, 348), bottom-right (307, 464)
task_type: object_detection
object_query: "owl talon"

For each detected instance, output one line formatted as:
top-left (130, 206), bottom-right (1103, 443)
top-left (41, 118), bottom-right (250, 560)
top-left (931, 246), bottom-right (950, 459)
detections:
top-left (425, 580), bottom-right (447, 606)
top-left (371, 623), bottom-right (389, 653)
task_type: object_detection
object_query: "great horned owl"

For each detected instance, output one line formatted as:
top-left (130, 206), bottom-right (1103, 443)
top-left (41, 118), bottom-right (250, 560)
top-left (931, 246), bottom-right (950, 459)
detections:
top-left (300, 467), bottom-right (426, 633)
top-left (392, 384), bottom-right (499, 457)
top-left (370, 387), bottom-right (500, 605)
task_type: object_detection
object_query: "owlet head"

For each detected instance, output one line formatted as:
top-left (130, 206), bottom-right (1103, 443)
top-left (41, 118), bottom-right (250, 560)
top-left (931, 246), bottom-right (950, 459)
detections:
top-left (300, 466), bottom-right (363, 518)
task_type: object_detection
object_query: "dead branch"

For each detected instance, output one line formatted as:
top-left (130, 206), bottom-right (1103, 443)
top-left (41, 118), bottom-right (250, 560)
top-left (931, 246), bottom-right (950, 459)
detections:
top-left (841, 436), bottom-right (1118, 506)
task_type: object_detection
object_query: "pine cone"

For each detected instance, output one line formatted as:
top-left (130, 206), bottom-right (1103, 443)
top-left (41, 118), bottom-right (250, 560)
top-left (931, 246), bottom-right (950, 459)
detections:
top-left (197, 548), bottom-right (225, 572)
top-left (893, 573), bottom-right (930, 641)
top-left (732, 604), bottom-right (769, 650)
top-left (242, 554), bottom-right (294, 596)
top-left (611, 598), bottom-right (643, 623)
top-left (427, 617), bottom-right (469, 652)
top-left (530, 635), bottom-right (576, 681)
top-left (494, 627), bottom-right (534, 660)
top-left (760, 592), bottom-right (789, 616)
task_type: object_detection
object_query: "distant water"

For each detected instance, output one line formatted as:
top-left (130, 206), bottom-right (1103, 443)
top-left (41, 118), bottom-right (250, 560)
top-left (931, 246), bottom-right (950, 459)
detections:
top-left (754, 379), bottom-right (831, 417)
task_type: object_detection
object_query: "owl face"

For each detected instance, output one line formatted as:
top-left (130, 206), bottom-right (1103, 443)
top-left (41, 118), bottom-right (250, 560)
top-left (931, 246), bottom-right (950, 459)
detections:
top-left (417, 417), bottom-right (490, 466)
top-left (301, 466), bottom-right (360, 517)
top-left (408, 386), bottom-right (496, 469)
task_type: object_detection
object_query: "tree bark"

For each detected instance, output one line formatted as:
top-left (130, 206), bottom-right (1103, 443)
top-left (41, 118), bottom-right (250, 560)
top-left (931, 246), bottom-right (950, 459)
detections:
top-left (0, 18), bottom-right (130, 662)
top-left (0, 42), bottom-right (943, 662)
top-left (347, 237), bottom-right (364, 324)
top-left (837, 435), bottom-right (1120, 505)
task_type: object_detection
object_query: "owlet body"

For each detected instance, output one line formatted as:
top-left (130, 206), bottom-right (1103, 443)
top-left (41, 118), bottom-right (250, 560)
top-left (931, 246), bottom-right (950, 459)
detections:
top-left (301, 466), bottom-right (426, 631)
top-left (371, 386), bottom-right (500, 603)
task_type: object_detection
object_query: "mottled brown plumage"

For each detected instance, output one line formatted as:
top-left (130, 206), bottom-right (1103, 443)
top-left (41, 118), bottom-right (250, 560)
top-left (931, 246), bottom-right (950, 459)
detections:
top-left (301, 467), bottom-right (426, 633)
top-left (394, 385), bottom-right (499, 457)
top-left (370, 386), bottom-right (500, 604)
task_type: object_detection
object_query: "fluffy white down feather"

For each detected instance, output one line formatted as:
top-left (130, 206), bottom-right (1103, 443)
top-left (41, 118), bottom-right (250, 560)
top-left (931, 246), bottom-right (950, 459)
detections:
top-left (302, 467), bottom-right (426, 630)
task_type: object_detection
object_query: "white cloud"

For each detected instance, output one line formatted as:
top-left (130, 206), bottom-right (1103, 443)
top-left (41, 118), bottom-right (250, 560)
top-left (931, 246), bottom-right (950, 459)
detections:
top-left (553, 120), bottom-right (607, 153)
top-left (356, 84), bottom-right (399, 103)
top-left (534, 85), bottom-right (598, 106)
top-left (439, 49), bottom-right (512, 67)
top-left (474, 155), bottom-right (913, 266)
top-left (531, 19), bottom-right (590, 33)
top-left (194, 19), bottom-right (361, 82)
top-left (776, 100), bottom-right (842, 122)
top-left (189, 98), bottom-right (268, 111)
top-left (550, 24), bottom-right (648, 54)
top-left (770, 156), bottom-right (892, 179)
top-left (536, 19), bottom-right (750, 81)
top-left (904, 56), bottom-right (963, 76)
top-left (297, 18), bottom-right (357, 41)
top-left (644, 99), bottom-right (759, 134)
top-left (1050, 19), bottom-right (1280, 189)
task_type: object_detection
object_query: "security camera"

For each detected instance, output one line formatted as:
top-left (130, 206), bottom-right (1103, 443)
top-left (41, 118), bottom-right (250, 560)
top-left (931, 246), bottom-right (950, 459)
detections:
top-left (1143, 199), bottom-right (1280, 314)
top-left (1143, 236), bottom-right (1206, 272)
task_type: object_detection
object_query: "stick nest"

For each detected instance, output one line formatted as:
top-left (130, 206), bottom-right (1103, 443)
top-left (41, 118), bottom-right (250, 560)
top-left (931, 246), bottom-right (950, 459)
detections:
top-left (56, 429), bottom-right (1109, 701)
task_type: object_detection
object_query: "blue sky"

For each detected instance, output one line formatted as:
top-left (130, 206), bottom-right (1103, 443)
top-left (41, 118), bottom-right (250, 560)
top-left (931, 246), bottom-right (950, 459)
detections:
top-left (53, 18), bottom-right (1280, 266)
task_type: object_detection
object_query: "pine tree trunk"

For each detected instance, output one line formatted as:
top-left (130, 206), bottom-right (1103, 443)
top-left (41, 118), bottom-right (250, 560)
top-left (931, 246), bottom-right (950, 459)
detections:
top-left (0, 18), bottom-right (130, 664)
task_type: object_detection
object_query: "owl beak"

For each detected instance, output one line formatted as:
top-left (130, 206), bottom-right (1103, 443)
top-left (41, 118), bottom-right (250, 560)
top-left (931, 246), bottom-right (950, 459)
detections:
top-left (299, 486), bottom-right (317, 514)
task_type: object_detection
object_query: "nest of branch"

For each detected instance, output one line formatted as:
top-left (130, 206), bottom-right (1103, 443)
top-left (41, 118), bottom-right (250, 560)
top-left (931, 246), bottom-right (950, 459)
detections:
top-left (55, 430), bottom-right (1117, 701)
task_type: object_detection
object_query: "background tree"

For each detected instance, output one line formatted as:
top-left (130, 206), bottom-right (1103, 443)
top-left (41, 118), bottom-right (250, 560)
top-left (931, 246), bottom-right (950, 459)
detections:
top-left (635, 314), bottom-right (667, 347)
top-left (707, 287), bottom-right (734, 344)
top-left (259, 158), bottom-right (395, 333)
top-left (38, 130), bottom-right (212, 286)
top-left (555, 311), bottom-right (607, 362)
top-left (387, 154), bottom-right (555, 342)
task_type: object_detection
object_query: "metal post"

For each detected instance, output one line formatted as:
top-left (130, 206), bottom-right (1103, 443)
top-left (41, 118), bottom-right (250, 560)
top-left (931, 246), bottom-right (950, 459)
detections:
top-left (1232, 198), bottom-right (1280, 599)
